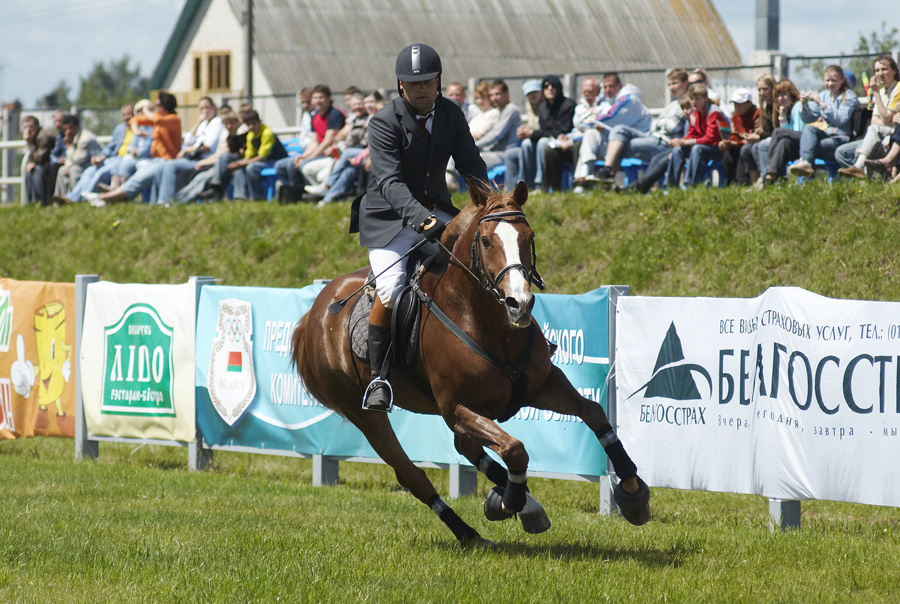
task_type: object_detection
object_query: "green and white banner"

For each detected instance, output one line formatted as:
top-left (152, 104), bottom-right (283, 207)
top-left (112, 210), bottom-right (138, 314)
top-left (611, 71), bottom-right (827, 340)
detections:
top-left (81, 282), bottom-right (197, 442)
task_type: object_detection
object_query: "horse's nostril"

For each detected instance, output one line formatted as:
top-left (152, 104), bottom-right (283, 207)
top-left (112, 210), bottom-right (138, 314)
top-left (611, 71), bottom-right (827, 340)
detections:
top-left (526, 295), bottom-right (535, 312)
top-left (505, 297), bottom-right (520, 310)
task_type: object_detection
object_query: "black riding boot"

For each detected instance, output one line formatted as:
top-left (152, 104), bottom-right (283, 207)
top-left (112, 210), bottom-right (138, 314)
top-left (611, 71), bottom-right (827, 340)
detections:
top-left (362, 323), bottom-right (393, 412)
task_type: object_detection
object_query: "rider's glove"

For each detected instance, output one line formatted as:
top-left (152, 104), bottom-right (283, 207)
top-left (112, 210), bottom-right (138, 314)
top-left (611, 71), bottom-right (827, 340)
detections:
top-left (417, 215), bottom-right (446, 242)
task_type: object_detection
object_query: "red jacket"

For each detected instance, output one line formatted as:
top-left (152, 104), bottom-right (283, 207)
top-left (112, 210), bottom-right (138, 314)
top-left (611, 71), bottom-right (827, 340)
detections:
top-left (686, 102), bottom-right (727, 146)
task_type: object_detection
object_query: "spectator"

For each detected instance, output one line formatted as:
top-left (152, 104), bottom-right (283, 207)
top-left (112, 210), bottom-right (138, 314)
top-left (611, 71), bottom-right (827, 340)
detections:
top-left (53, 113), bottom-right (101, 198)
top-left (503, 79), bottom-right (544, 189)
top-left (865, 112), bottom-right (900, 180)
top-left (760, 79), bottom-right (805, 186)
top-left (837, 54), bottom-right (900, 178)
top-left (446, 82), bottom-right (478, 121)
top-left (22, 115), bottom-right (57, 205)
top-left (296, 87), bottom-right (316, 150)
top-left (531, 75), bottom-right (576, 193)
top-left (206, 109), bottom-right (288, 201)
top-left (574, 77), bottom-right (603, 131)
top-left (739, 75), bottom-right (776, 185)
top-left (476, 79), bottom-right (521, 174)
top-left (306, 92), bottom-right (370, 202)
top-left (572, 72), bottom-right (652, 184)
top-left (108, 99), bottom-right (154, 188)
top-left (273, 84), bottom-right (345, 200)
top-left (665, 83), bottom-right (726, 187)
top-left (157, 96), bottom-right (223, 204)
top-left (688, 69), bottom-right (723, 109)
top-left (174, 106), bottom-right (242, 202)
top-left (468, 81), bottom-right (500, 140)
top-left (55, 103), bottom-right (134, 203)
top-left (82, 92), bottom-right (182, 205)
top-left (718, 88), bottom-right (759, 185)
top-left (789, 65), bottom-right (859, 178)
top-left (598, 68), bottom-right (690, 182)
top-left (619, 95), bottom-right (694, 194)
top-left (48, 109), bottom-right (66, 180)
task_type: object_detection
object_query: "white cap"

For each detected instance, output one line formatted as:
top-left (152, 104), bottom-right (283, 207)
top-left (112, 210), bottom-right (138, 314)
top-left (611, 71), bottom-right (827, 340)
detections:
top-left (730, 88), bottom-right (752, 104)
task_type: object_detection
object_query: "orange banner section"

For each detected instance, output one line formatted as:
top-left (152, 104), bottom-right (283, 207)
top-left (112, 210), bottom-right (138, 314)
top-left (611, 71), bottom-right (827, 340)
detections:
top-left (0, 278), bottom-right (76, 440)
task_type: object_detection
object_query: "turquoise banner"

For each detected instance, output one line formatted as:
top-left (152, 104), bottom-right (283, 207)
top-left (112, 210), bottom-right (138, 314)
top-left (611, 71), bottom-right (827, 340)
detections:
top-left (196, 285), bottom-right (610, 476)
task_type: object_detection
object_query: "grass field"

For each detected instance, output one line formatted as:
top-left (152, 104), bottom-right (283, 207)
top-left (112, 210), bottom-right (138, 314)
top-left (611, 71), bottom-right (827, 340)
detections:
top-left (2, 180), bottom-right (900, 602)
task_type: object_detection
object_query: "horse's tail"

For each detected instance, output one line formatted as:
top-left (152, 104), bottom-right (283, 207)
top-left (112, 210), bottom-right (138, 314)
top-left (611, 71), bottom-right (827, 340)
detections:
top-left (290, 314), bottom-right (309, 378)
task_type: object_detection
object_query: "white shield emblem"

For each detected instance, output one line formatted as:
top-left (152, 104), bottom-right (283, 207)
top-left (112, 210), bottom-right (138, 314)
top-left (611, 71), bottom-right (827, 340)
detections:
top-left (209, 299), bottom-right (256, 426)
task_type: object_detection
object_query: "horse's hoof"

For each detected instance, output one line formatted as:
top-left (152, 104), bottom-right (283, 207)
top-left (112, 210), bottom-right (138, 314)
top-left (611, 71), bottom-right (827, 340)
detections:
top-left (614, 476), bottom-right (651, 526)
top-left (519, 492), bottom-right (552, 534)
top-left (461, 534), bottom-right (497, 551)
top-left (483, 486), bottom-right (514, 522)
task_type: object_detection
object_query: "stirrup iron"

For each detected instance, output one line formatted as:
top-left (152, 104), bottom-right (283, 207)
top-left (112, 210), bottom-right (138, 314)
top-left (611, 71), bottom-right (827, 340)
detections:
top-left (362, 377), bottom-right (394, 412)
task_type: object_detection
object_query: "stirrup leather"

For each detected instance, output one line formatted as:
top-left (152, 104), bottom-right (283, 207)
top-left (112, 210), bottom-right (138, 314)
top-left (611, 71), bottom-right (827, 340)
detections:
top-left (362, 377), bottom-right (394, 412)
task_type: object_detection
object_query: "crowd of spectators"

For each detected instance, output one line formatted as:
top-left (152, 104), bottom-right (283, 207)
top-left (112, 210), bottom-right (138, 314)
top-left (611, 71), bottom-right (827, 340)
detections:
top-left (19, 55), bottom-right (900, 206)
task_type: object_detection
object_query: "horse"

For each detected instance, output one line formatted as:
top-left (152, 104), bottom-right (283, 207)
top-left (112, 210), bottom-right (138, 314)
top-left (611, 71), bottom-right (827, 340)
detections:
top-left (291, 182), bottom-right (651, 548)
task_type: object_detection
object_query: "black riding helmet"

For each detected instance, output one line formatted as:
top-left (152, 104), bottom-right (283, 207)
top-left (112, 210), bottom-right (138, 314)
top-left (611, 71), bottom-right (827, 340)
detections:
top-left (395, 43), bottom-right (442, 96)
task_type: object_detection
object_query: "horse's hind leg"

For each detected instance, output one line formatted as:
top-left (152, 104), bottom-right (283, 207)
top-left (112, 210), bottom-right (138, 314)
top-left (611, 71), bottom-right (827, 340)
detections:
top-left (346, 409), bottom-right (494, 548)
top-left (532, 366), bottom-right (651, 525)
top-left (454, 435), bottom-right (507, 487)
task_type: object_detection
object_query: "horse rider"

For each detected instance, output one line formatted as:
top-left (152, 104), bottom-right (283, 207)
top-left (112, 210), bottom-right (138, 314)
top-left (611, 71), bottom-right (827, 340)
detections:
top-left (350, 42), bottom-right (488, 411)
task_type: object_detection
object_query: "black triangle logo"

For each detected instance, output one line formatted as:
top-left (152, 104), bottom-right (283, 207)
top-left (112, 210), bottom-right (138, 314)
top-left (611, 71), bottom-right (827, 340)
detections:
top-left (628, 322), bottom-right (712, 401)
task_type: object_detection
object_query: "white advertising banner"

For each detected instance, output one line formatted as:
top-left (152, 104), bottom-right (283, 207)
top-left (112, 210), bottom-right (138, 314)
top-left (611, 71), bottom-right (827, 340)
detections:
top-left (616, 287), bottom-right (900, 507)
top-left (81, 282), bottom-right (197, 442)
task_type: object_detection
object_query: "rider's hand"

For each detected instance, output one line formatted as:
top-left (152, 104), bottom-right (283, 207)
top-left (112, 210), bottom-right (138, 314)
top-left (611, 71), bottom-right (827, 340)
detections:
top-left (417, 215), bottom-right (446, 242)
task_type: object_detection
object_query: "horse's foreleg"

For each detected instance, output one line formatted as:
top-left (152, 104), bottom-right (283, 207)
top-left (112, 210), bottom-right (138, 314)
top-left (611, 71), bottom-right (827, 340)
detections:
top-left (453, 435), bottom-right (507, 487)
top-left (348, 410), bottom-right (491, 547)
top-left (532, 366), bottom-right (651, 525)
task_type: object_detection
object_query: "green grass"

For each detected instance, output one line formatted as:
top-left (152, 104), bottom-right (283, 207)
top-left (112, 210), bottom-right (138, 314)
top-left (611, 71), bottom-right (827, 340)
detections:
top-left (3, 181), bottom-right (900, 602)
top-left (1, 438), bottom-right (898, 603)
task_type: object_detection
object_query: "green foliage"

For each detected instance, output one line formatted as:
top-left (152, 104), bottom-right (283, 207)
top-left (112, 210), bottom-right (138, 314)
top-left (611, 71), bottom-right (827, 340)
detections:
top-left (38, 79), bottom-right (72, 109)
top-left (76, 55), bottom-right (149, 133)
top-left (853, 21), bottom-right (900, 55)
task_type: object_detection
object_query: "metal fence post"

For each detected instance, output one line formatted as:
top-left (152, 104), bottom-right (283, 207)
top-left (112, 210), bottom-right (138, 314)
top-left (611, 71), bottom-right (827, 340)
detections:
top-left (189, 276), bottom-right (215, 471)
top-left (599, 285), bottom-right (629, 515)
top-left (75, 274), bottom-right (99, 460)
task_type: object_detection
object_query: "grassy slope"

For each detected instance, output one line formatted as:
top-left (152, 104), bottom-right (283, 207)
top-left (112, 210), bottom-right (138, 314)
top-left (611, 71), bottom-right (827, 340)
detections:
top-left (2, 179), bottom-right (899, 300)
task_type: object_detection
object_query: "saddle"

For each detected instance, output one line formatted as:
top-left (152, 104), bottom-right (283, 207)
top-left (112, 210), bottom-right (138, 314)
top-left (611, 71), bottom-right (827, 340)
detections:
top-left (349, 250), bottom-right (437, 369)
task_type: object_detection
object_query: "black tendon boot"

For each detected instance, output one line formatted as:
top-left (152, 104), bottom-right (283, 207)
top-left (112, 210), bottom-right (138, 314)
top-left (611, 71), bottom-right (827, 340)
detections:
top-left (362, 323), bottom-right (393, 412)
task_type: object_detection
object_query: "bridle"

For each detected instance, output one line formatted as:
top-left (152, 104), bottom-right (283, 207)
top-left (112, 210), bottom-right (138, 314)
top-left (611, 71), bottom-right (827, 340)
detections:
top-left (441, 210), bottom-right (545, 305)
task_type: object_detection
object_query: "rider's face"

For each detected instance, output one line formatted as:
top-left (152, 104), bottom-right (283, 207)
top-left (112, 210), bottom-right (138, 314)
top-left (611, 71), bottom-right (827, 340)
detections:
top-left (401, 78), bottom-right (439, 114)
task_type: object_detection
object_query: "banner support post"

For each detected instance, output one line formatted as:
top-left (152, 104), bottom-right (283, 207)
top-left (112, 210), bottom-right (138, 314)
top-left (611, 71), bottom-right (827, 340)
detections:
top-left (312, 454), bottom-right (339, 486)
top-left (449, 463), bottom-right (477, 498)
top-left (599, 285), bottom-right (629, 515)
top-left (75, 274), bottom-right (99, 460)
top-left (189, 276), bottom-right (215, 471)
top-left (769, 498), bottom-right (801, 531)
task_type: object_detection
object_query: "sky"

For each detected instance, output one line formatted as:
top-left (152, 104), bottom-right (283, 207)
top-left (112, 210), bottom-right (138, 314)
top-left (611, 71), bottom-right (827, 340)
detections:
top-left (0, 0), bottom-right (896, 107)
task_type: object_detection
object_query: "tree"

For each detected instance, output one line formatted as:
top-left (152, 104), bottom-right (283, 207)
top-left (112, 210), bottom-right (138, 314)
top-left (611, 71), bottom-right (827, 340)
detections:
top-left (37, 79), bottom-right (72, 109)
top-left (76, 55), bottom-right (149, 109)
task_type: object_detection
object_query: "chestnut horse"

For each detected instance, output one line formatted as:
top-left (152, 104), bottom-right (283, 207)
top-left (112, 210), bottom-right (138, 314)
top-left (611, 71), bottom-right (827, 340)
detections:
top-left (291, 182), bottom-right (650, 548)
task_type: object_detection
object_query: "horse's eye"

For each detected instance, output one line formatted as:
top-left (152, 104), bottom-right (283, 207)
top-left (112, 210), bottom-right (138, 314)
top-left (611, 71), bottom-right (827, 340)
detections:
top-left (480, 236), bottom-right (491, 248)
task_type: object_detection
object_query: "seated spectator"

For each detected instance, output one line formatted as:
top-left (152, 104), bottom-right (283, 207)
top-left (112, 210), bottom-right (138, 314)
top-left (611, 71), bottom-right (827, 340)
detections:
top-left (837, 54), bottom-right (899, 178)
top-left (48, 110), bottom-right (66, 190)
top-left (204, 109), bottom-right (287, 201)
top-left (57, 103), bottom-right (134, 203)
top-left (107, 99), bottom-right (153, 188)
top-left (22, 115), bottom-right (57, 205)
top-left (760, 79), bottom-right (804, 185)
top-left (535, 77), bottom-right (602, 188)
top-left (865, 112), bottom-right (900, 180)
top-left (718, 89), bottom-right (759, 185)
top-left (476, 79), bottom-right (521, 175)
top-left (306, 92), bottom-right (370, 202)
top-left (739, 75), bottom-right (776, 184)
top-left (788, 65), bottom-right (859, 178)
top-left (618, 96), bottom-right (693, 194)
top-left (503, 79), bottom-right (545, 189)
top-left (572, 72), bottom-right (653, 184)
top-left (156, 96), bottom-right (223, 204)
top-left (296, 87), bottom-right (316, 150)
top-left (598, 68), bottom-right (690, 182)
top-left (468, 81), bottom-right (500, 140)
top-left (446, 82), bottom-right (478, 121)
top-left (273, 84), bottom-right (345, 200)
top-left (665, 83), bottom-right (726, 187)
top-left (530, 75), bottom-right (576, 192)
top-left (53, 113), bottom-right (101, 197)
top-left (174, 106), bottom-right (242, 202)
top-left (82, 92), bottom-right (182, 206)
top-left (688, 69), bottom-right (724, 110)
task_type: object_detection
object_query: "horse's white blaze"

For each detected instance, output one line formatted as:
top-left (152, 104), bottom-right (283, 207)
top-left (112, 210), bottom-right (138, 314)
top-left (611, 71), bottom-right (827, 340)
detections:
top-left (495, 222), bottom-right (529, 302)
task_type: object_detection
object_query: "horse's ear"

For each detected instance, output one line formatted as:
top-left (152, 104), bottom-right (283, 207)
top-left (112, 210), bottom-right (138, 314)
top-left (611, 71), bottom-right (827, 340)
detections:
top-left (513, 181), bottom-right (529, 207)
top-left (468, 179), bottom-right (488, 207)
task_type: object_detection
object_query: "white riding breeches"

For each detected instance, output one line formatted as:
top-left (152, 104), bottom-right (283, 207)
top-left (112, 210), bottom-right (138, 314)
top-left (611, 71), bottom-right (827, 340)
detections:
top-left (368, 208), bottom-right (454, 308)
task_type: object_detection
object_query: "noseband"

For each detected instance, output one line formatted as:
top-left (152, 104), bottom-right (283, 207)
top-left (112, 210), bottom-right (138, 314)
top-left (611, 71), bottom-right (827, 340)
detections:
top-left (469, 210), bottom-right (545, 304)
